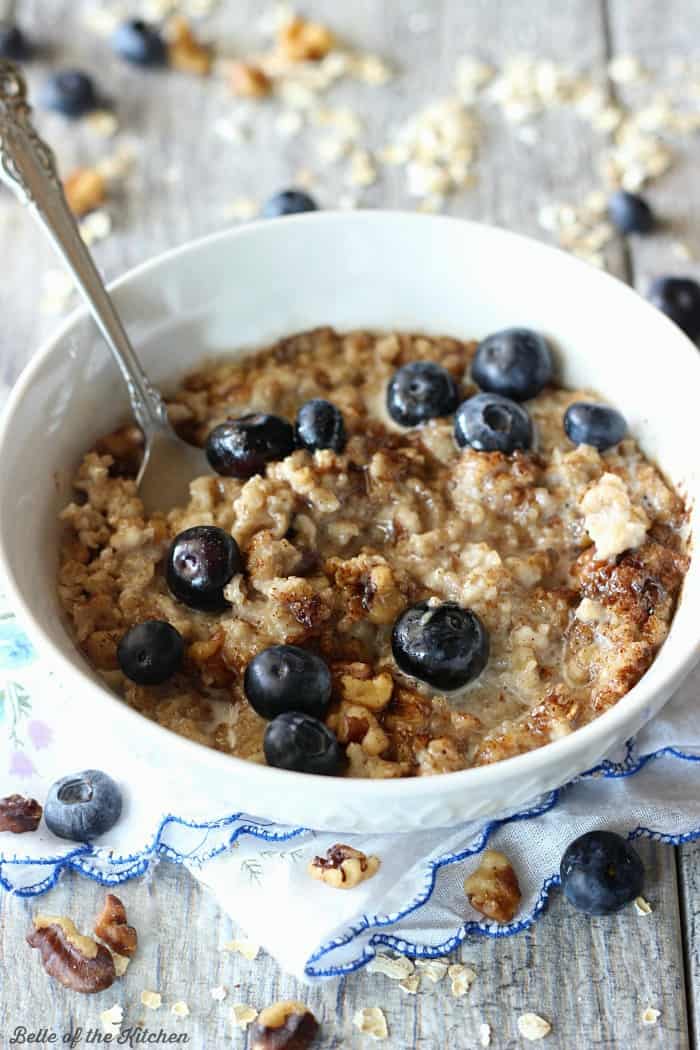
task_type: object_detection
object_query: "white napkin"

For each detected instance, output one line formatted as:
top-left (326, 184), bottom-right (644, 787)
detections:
top-left (1, 583), bottom-right (699, 979)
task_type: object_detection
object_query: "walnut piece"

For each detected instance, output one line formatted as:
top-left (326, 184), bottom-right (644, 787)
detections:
top-left (249, 1000), bottom-right (318, 1050)
top-left (230, 61), bottom-right (271, 98)
top-left (167, 16), bottom-right (212, 75)
top-left (27, 915), bottom-right (116, 993)
top-left (64, 168), bottom-right (106, 217)
top-left (0, 793), bottom-right (42, 833)
top-left (338, 668), bottom-right (394, 712)
top-left (464, 850), bottom-right (522, 924)
top-left (278, 16), bottom-right (335, 62)
top-left (94, 893), bottom-right (138, 957)
top-left (308, 843), bottom-right (381, 889)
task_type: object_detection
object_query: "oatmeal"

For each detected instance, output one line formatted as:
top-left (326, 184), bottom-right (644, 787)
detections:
top-left (58, 328), bottom-right (688, 777)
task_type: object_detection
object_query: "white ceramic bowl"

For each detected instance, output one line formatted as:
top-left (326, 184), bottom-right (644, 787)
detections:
top-left (1, 212), bottom-right (699, 833)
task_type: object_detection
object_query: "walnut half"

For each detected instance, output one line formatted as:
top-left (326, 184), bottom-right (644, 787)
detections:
top-left (250, 1000), bottom-right (318, 1050)
top-left (94, 893), bottom-right (138, 957)
top-left (27, 915), bottom-right (116, 993)
top-left (308, 844), bottom-right (381, 890)
top-left (464, 850), bottom-right (522, 924)
top-left (0, 793), bottom-right (42, 833)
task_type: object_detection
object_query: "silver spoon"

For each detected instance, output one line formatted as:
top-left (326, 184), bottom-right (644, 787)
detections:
top-left (0, 60), bottom-right (208, 511)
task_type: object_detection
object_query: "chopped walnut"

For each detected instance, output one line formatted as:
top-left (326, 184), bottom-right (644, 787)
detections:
top-left (230, 61), bottom-right (271, 98)
top-left (64, 167), bottom-right (106, 217)
top-left (345, 742), bottom-right (409, 779)
top-left (308, 843), bottom-right (381, 889)
top-left (27, 915), bottom-right (116, 994)
top-left (94, 893), bottom-right (137, 957)
top-left (167, 16), bottom-right (212, 75)
top-left (464, 850), bottom-right (522, 924)
top-left (329, 701), bottom-right (390, 757)
top-left (338, 667), bottom-right (394, 712)
top-left (0, 793), bottom-right (42, 833)
top-left (250, 1000), bottom-right (318, 1050)
top-left (353, 1007), bottom-right (388, 1040)
top-left (278, 16), bottom-right (334, 62)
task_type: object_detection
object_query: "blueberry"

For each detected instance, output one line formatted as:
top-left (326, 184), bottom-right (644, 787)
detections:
top-left (205, 413), bottom-right (295, 478)
top-left (386, 361), bottom-right (460, 427)
top-left (0, 23), bottom-right (30, 60)
top-left (264, 711), bottom-right (342, 775)
top-left (295, 399), bottom-right (347, 453)
top-left (560, 830), bottom-right (644, 915)
top-left (40, 70), bottom-right (98, 118)
top-left (261, 189), bottom-right (318, 218)
top-left (245, 645), bottom-right (332, 720)
top-left (471, 328), bottom-right (553, 401)
top-left (44, 770), bottom-right (122, 841)
top-left (564, 402), bottom-right (627, 451)
top-left (391, 601), bottom-right (489, 691)
top-left (167, 525), bottom-right (242, 612)
top-left (454, 393), bottom-right (533, 454)
top-left (648, 276), bottom-right (700, 340)
top-left (117, 620), bottom-right (184, 685)
top-left (608, 190), bottom-right (655, 235)
top-left (112, 19), bottom-right (166, 66)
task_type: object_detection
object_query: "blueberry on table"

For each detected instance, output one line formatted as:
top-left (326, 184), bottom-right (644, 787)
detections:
top-left (560, 830), bottom-right (644, 915)
top-left (261, 189), bottom-right (318, 218)
top-left (607, 190), bottom-right (655, 235)
top-left (295, 398), bottom-right (347, 453)
top-left (112, 19), bottom-right (167, 66)
top-left (386, 361), bottom-right (460, 427)
top-left (244, 645), bottom-right (332, 720)
top-left (471, 327), bottom-right (553, 401)
top-left (117, 620), bottom-right (184, 685)
top-left (205, 413), bottom-right (296, 478)
top-left (167, 525), bottom-right (242, 612)
top-left (44, 770), bottom-right (122, 841)
top-left (454, 392), bottom-right (533, 453)
top-left (391, 601), bottom-right (489, 691)
top-left (264, 712), bottom-right (342, 775)
top-left (40, 70), bottom-right (98, 118)
top-left (0, 23), bottom-right (31, 60)
top-left (563, 402), bottom-right (627, 451)
top-left (648, 276), bottom-right (700, 340)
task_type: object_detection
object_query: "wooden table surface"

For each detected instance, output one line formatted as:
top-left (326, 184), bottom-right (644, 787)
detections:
top-left (1, 2), bottom-right (699, 1047)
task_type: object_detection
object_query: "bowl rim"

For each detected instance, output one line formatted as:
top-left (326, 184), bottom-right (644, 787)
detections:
top-left (1, 208), bottom-right (699, 802)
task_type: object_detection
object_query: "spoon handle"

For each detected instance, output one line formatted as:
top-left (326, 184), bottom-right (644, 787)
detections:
top-left (0, 61), bottom-right (169, 435)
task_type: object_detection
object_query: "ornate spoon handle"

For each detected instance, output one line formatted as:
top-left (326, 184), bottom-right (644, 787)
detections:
top-left (0, 60), bottom-right (169, 435)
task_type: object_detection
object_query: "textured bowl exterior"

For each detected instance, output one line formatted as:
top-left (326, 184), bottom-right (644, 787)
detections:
top-left (1, 212), bottom-right (699, 833)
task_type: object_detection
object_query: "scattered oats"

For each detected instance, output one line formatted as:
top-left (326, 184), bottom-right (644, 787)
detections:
top-left (171, 1001), bottom-right (190, 1019)
top-left (455, 56), bottom-right (494, 100)
top-left (347, 148), bottom-right (377, 187)
top-left (608, 55), bottom-right (645, 84)
top-left (642, 1007), bottom-right (661, 1026)
top-left (353, 54), bottom-right (393, 86)
top-left (408, 11), bottom-right (435, 34)
top-left (634, 895), bottom-right (653, 916)
top-left (223, 938), bottom-right (260, 960)
top-left (213, 117), bottom-right (250, 144)
top-left (96, 145), bottom-right (135, 182)
top-left (231, 1004), bottom-right (258, 1029)
top-left (257, 2), bottom-right (294, 35)
top-left (80, 209), bottom-right (112, 246)
top-left (479, 1022), bottom-right (492, 1047)
top-left (82, 6), bottom-right (120, 35)
top-left (537, 203), bottom-right (562, 232)
top-left (211, 985), bottom-right (227, 1001)
top-left (275, 110), bottom-right (304, 137)
top-left (582, 189), bottom-right (608, 217)
top-left (592, 105), bottom-right (624, 132)
top-left (671, 240), bottom-right (693, 261)
top-left (317, 136), bottom-right (350, 163)
top-left (295, 167), bottom-right (316, 188)
top-left (378, 144), bottom-right (409, 166)
top-left (515, 125), bottom-right (539, 145)
top-left (582, 221), bottom-right (614, 251)
top-left (184, 0), bottom-right (220, 14)
top-left (85, 110), bottom-right (119, 138)
top-left (399, 974), bottom-right (420, 995)
top-left (141, 990), bottom-right (162, 1010)
top-left (223, 197), bottom-right (259, 221)
top-left (415, 957), bottom-right (449, 983)
top-left (390, 95), bottom-right (479, 200)
top-left (517, 1012), bottom-right (552, 1041)
top-left (366, 953), bottom-right (415, 981)
top-left (353, 1007), bottom-right (389, 1040)
top-left (338, 193), bottom-right (359, 209)
top-left (448, 963), bottom-right (477, 997)
top-left (277, 79), bottom-right (317, 110)
top-left (143, 0), bottom-right (178, 18)
top-left (100, 1004), bottom-right (123, 1037)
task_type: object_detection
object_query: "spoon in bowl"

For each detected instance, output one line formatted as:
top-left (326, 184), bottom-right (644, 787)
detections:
top-left (0, 60), bottom-right (208, 512)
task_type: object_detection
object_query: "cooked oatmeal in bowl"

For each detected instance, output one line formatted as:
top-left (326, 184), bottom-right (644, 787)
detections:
top-left (57, 325), bottom-right (689, 779)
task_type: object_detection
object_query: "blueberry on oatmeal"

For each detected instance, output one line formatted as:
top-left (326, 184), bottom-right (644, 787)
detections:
top-left (563, 402), bottom-right (627, 451)
top-left (117, 620), bottom-right (184, 685)
top-left (560, 830), bottom-right (644, 915)
top-left (387, 361), bottom-right (460, 427)
top-left (205, 414), bottom-right (295, 478)
top-left (295, 398), bottom-right (347, 453)
top-left (0, 23), bottom-right (30, 60)
top-left (264, 712), bottom-right (342, 775)
top-left (471, 327), bottom-right (553, 401)
top-left (244, 645), bottom-right (332, 720)
top-left (167, 525), bottom-right (242, 612)
top-left (607, 190), bottom-right (655, 235)
top-left (648, 276), bottom-right (700, 340)
top-left (112, 19), bottom-right (167, 66)
top-left (45, 770), bottom-right (122, 841)
top-left (261, 189), bottom-right (318, 218)
top-left (454, 392), bottom-right (533, 453)
top-left (40, 70), bottom-right (98, 117)
top-left (392, 601), bottom-right (489, 691)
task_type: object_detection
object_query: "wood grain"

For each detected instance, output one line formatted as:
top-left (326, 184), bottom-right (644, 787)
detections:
top-left (0, 1), bottom-right (697, 1047)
